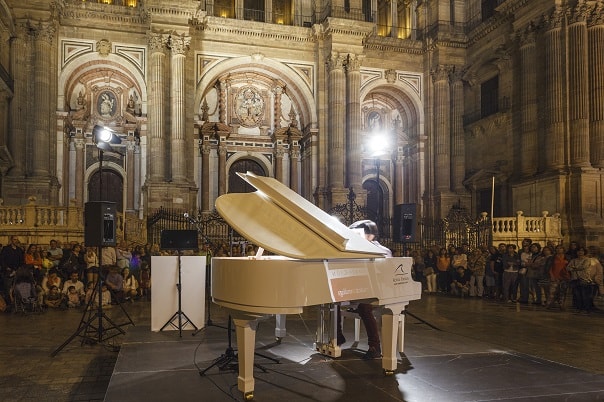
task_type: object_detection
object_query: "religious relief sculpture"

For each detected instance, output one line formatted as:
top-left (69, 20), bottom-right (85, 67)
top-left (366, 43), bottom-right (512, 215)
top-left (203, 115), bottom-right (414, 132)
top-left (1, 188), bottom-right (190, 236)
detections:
top-left (96, 39), bottom-right (112, 57)
top-left (97, 90), bottom-right (117, 119)
top-left (235, 86), bottom-right (264, 127)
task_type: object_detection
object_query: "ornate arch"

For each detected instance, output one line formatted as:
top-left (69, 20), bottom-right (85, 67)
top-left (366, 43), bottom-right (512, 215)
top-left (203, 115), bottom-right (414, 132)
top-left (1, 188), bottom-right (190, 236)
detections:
top-left (195, 55), bottom-right (317, 129)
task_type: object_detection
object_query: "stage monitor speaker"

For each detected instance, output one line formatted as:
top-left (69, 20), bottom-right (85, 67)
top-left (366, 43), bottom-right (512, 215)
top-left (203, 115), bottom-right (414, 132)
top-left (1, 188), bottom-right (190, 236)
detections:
top-left (160, 230), bottom-right (199, 251)
top-left (84, 201), bottom-right (117, 247)
top-left (393, 203), bottom-right (417, 243)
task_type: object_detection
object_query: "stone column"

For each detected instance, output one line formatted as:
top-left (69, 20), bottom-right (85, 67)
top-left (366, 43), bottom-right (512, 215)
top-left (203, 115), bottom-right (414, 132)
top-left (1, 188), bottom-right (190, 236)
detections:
top-left (518, 23), bottom-right (538, 176)
top-left (389, 0), bottom-right (398, 38)
top-left (126, 139), bottom-right (135, 211)
top-left (0, 92), bottom-right (9, 148)
top-left (450, 67), bottom-right (465, 192)
top-left (169, 34), bottom-right (190, 183)
top-left (588, 3), bottom-right (604, 167)
top-left (394, 151), bottom-right (404, 205)
top-left (201, 142), bottom-right (211, 211)
top-left (265, 0), bottom-right (273, 22)
top-left (290, 143), bottom-right (300, 192)
top-left (74, 137), bottom-right (85, 207)
top-left (432, 65), bottom-right (451, 192)
top-left (274, 147), bottom-right (284, 182)
top-left (219, 78), bottom-right (228, 123)
top-left (568, 2), bottom-right (591, 167)
top-left (327, 53), bottom-right (346, 190)
top-left (32, 23), bottom-right (55, 177)
top-left (148, 33), bottom-right (167, 181)
top-left (273, 84), bottom-right (283, 128)
top-left (543, 7), bottom-right (565, 170)
top-left (346, 55), bottom-right (362, 190)
top-left (218, 140), bottom-right (227, 195)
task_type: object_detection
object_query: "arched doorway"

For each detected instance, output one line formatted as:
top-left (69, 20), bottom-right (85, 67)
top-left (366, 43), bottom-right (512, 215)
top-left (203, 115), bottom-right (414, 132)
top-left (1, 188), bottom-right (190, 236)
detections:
top-left (363, 178), bottom-right (388, 234)
top-left (88, 169), bottom-right (124, 212)
top-left (228, 159), bottom-right (266, 193)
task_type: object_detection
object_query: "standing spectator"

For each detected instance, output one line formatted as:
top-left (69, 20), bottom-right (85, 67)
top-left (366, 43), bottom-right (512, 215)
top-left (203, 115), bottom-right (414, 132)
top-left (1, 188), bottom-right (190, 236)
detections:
top-left (524, 243), bottom-right (546, 305)
top-left (484, 245), bottom-right (498, 299)
top-left (501, 244), bottom-right (520, 302)
top-left (85, 247), bottom-right (99, 285)
top-left (468, 247), bottom-right (488, 298)
top-left (46, 239), bottom-right (63, 269)
top-left (491, 243), bottom-right (507, 301)
top-left (546, 245), bottom-right (570, 309)
top-left (517, 240), bottom-right (533, 304)
top-left (61, 243), bottom-right (84, 280)
top-left (24, 244), bottom-right (44, 283)
top-left (436, 248), bottom-right (451, 293)
top-left (1, 237), bottom-right (25, 306)
top-left (116, 241), bottom-right (132, 270)
top-left (423, 249), bottom-right (437, 294)
top-left (568, 247), bottom-right (600, 313)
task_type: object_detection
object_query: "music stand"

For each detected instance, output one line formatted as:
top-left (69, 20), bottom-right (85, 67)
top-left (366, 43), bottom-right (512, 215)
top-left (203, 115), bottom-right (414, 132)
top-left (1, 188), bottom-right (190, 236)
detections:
top-left (159, 230), bottom-right (199, 337)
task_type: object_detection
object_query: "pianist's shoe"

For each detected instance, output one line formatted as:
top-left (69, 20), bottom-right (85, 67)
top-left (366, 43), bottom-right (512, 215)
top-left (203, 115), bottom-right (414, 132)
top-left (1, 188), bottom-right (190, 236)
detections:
top-left (337, 334), bottom-right (346, 346)
top-left (363, 346), bottom-right (382, 360)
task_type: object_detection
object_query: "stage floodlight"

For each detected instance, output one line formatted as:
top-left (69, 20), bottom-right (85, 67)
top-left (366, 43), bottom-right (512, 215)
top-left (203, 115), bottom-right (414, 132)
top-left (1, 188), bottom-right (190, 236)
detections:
top-left (92, 125), bottom-right (122, 148)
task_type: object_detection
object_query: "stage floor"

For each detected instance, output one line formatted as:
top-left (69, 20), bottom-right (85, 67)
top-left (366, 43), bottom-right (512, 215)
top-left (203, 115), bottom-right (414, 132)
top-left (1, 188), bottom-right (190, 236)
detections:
top-left (106, 297), bottom-right (604, 402)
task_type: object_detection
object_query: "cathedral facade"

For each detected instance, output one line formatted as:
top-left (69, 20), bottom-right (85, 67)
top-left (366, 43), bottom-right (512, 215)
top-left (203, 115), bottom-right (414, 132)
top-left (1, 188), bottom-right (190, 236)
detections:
top-left (0, 0), bottom-right (603, 245)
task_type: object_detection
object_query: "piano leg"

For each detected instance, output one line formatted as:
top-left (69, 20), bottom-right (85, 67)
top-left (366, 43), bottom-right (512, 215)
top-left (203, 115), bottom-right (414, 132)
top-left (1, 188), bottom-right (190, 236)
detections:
top-left (232, 317), bottom-right (259, 399)
top-left (381, 303), bottom-right (408, 374)
top-left (275, 314), bottom-right (286, 339)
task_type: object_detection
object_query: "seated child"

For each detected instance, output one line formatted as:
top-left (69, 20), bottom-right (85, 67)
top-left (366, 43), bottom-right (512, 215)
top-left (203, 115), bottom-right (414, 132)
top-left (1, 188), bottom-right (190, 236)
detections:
top-left (66, 285), bottom-right (81, 308)
top-left (44, 285), bottom-right (65, 309)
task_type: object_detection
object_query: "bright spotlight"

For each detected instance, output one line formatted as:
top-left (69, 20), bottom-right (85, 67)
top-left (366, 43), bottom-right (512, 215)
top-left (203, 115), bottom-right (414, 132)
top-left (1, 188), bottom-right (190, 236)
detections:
top-left (368, 133), bottom-right (389, 157)
top-left (92, 125), bottom-right (122, 149)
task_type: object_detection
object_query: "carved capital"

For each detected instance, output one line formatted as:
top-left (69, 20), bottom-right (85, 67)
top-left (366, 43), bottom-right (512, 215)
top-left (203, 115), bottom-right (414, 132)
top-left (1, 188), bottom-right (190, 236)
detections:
top-left (431, 65), bottom-right (451, 83)
top-left (327, 53), bottom-right (345, 72)
top-left (518, 22), bottom-right (536, 48)
top-left (148, 33), bottom-right (168, 53)
top-left (33, 22), bottom-right (56, 43)
top-left (542, 6), bottom-right (565, 31)
top-left (588, 2), bottom-right (604, 27)
top-left (568, 0), bottom-right (590, 25)
top-left (169, 34), bottom-right (190, 55)
top-left (345, 54), bottom-right (362, 72)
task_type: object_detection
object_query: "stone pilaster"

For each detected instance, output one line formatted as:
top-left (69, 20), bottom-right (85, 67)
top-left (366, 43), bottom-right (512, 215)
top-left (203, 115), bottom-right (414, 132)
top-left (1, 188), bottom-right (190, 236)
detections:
top-left (290, 143), bottom-right (300, 193)
top-left (432, 65), bottom-right (451, 192)
top-left (126, 139), bottom-right (135, 211)
top-left (201, 142), bottom-right (211, 211)
top-left (147, 33), bottom-right (167, 181)
top-left (450, 67), bottom-right (465, 192)
top-left (272, 84), bottom-right (283, 129)
top-left (568, 2), bottom-right (591, 167)
top-left (327, 53), bottom-right (346, 192)
top-left (74, 137), bottom-right (85, 207)
top-left (32, 23), bottom-right (54, 177)
top-left (346, 54), bottom-right (362, 190)
top-left (543, 7), bottom-right (565, 170)
top-left (588, 3), bottom-right (604, 167)
top-left (218, 141), bottom-right (227, 196)
top-left (518, 23), bottom-right (538, 176)
top-left (394, 151), bottom-right (404, 205)
top-left (8, 23), bottom-right (28, 177)
top-left (169, 34), bottom-right (190, 183)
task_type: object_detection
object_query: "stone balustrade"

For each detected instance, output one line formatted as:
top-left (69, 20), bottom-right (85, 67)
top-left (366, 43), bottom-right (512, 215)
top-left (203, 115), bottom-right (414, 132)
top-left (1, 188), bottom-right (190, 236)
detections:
top-left (492, 210), bottom-right (562, 247)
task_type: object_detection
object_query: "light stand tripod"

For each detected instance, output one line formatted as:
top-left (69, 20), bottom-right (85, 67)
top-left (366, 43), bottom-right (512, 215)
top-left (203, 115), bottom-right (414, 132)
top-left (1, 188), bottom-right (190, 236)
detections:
top-left (52, 127), bottom-right (132, 357)
top-left (160, 249), bottom-right (198, 337)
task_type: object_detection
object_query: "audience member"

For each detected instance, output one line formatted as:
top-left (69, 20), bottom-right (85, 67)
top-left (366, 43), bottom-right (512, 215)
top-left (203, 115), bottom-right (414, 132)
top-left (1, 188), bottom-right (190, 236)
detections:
top-left (468, 247), bottom-right (487, 298)
top-left (436, 248), bottom-right (451, 293)
top-left (122, 267), bottom-right (139, 301)
top-left (451, 265), bottom-right (472, 297)
top-left (547, 245), bottom-right (570, 309)
top-left (105, 266), bottom-right (124, 303)
top-left (62, 272), bottom-right (85, 302)
top-left (46, 239), bottom-right (63, 269)
top-left (501, 244), bottom-right (520, 302)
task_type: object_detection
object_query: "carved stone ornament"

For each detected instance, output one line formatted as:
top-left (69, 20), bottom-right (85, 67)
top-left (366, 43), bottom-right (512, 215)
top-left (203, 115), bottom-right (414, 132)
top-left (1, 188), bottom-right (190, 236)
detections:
top-left (96, 39), bottom-right (112, 57)
top-left (235, 86), bottom-right (264, 128)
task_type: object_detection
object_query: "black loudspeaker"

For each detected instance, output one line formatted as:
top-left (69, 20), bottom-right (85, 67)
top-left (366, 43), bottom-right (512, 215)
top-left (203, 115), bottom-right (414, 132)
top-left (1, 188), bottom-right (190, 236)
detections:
top-left (84, 201), bottom-right (117, 247)
top-left (393, 203), bottom-right (417, 243)
top-left (160, 230), bottom-right (199, 251)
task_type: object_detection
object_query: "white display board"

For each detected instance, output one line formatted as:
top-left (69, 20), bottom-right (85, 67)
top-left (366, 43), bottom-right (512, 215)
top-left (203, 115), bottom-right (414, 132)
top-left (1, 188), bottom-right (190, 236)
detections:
top-left (151, 256), bottom-right (206, 332)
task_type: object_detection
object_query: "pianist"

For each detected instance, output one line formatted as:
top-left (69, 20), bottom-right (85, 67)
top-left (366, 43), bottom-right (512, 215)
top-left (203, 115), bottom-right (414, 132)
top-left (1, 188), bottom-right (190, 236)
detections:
top-left (338, 220), bottom-right (392, 359)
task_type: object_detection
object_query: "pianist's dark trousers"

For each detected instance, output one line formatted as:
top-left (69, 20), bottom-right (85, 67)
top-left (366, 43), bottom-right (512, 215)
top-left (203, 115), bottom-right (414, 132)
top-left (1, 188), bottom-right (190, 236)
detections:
top-left (357, 303), bottom-right (380, 351)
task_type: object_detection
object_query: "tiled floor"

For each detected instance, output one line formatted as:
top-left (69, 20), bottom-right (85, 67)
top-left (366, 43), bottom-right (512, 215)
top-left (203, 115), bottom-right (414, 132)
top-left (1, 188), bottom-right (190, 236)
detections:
top-left (2, 294), bottom-right (604, 402)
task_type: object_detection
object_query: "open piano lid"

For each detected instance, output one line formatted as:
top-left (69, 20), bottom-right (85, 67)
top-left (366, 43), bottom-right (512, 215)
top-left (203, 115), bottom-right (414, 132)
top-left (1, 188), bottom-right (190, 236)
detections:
top-left (215, 172), bottom-right (388, 260)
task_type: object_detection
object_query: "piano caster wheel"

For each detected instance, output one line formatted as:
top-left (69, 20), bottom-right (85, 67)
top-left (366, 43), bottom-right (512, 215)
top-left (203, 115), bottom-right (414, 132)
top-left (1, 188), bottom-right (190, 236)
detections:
top-left (244, 392), bottom-right (254, 400)
top-left (384, 369), bottom-right (395, 376)
top-left (275, 337), bottom-right (282, 344)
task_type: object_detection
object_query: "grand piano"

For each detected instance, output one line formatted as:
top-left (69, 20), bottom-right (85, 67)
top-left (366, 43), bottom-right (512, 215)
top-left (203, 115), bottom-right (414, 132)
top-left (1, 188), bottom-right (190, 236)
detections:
top-left (211, 172), bottom-right (422, 400)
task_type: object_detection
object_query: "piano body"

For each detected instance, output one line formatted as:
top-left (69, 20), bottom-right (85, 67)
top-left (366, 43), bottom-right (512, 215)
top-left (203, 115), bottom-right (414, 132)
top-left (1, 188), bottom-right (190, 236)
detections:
top-left (211, 172), bottom-right (422, 400)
